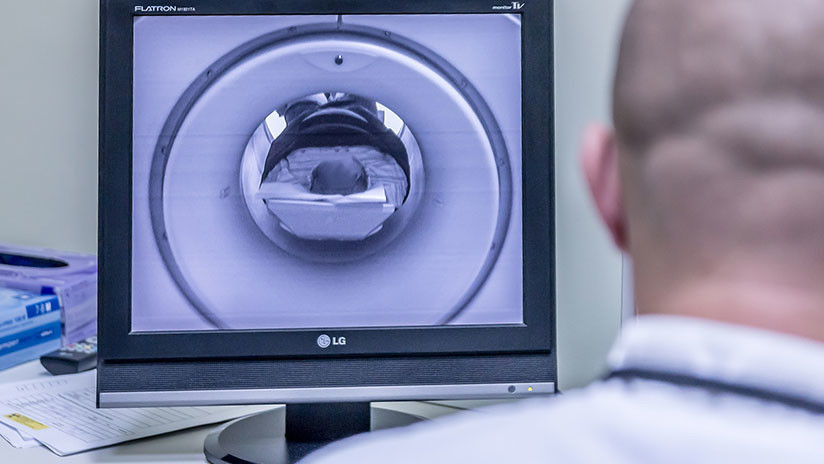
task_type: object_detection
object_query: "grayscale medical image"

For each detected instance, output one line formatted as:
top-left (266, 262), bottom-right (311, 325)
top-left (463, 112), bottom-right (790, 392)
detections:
top-left (131, 14), bottom-right (524, 331)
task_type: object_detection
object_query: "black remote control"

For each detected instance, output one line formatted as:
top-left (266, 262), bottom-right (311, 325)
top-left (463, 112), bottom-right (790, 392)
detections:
top-left (40, 336), bottom-right (97, 375)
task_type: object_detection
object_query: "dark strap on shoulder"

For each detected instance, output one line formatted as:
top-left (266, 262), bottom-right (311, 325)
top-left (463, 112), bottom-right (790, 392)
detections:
top-left (606, 368), bottom-right (824, 415)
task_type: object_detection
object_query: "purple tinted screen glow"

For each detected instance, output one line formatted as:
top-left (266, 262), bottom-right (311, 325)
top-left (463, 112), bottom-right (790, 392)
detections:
top-left (131, 14), bottom-right (524, 331)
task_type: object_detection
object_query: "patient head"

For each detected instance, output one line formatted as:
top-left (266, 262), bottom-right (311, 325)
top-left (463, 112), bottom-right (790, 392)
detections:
top-left (583, 0), bottom-right (824, 336)
top-left (310, 157), bottom-right (368, 195)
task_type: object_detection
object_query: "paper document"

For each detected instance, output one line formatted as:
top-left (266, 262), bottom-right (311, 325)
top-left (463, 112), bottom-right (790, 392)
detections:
top-left (0, 371), bottom-right (273, 456)
top-left (0, 421), bottom-right (39, 448)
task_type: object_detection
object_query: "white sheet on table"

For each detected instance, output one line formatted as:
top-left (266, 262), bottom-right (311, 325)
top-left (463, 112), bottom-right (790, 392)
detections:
top-left (0, 371), bottom-right (274, 456)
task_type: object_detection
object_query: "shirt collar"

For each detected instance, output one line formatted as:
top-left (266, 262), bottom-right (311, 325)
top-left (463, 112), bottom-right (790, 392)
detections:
top-left (608, 315), bottom-right (824, 404)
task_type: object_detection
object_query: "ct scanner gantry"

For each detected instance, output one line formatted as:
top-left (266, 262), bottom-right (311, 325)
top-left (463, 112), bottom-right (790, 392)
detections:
top-left (131, 13), bottom-right (524, 331)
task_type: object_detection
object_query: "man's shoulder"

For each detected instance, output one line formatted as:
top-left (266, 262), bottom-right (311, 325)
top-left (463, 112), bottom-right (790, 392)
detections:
top-left (303, 389), bottom-right (617, 464)
top-left (303, 378), bottom-right (824, 463)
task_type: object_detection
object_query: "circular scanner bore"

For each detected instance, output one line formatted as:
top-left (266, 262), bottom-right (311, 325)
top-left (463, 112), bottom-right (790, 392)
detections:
top-left (241, 92), bottom-right (425, 263)
top-left (149, 21), bottom-right (515, 329)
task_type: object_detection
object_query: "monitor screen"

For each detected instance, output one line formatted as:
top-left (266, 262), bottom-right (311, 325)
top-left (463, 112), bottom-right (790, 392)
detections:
top-left (131, 14), bottom-right (523, 332)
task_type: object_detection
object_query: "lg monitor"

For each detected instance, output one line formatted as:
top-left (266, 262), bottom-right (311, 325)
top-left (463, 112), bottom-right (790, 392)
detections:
top-left (98, 0), bottom-right (555, 462)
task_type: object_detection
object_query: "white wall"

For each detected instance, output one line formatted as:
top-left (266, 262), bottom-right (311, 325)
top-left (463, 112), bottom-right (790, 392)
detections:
top-left (0, 1), bottom-right (99, 255)
top-left (554, 0), bottom-right (632, 389)
top-left (0, 0), bottom-right (632, 390)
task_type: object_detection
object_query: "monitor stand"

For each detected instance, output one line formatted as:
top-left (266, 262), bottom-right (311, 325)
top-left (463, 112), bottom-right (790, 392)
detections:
top-left (204, 402), bottom-right (423, 464)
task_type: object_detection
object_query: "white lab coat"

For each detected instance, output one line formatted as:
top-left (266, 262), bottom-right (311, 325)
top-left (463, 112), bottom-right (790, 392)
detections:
top-left (303, 316), bottom-right (824, 463)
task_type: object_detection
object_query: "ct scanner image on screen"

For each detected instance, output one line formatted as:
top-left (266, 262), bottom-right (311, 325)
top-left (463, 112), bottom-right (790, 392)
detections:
top-left (131, 14), bottom-right (524, 331)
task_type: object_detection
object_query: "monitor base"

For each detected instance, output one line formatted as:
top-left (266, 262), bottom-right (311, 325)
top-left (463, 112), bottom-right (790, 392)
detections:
top-left (204, 403), bottom-right (424, 464)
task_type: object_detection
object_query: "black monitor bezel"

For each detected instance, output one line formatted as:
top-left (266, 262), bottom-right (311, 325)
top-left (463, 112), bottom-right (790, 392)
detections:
top-left (99, 0), bottom-right (555, 361)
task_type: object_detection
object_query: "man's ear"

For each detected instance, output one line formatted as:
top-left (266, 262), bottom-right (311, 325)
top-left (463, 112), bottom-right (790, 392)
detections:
top-left (581, 124), bottom-right (628, 251)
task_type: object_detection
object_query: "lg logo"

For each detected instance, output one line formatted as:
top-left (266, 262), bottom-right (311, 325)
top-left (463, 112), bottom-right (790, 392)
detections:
top-left (317, 334), bottom-right (346, 348)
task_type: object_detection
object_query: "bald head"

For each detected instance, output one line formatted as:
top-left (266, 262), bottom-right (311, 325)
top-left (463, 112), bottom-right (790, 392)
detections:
top-left (582, 0), bottom-right (824, 334)
top-left (612, 0), bottom-right (824, 279)
top-left (615, 0), bottom-right (824, 150)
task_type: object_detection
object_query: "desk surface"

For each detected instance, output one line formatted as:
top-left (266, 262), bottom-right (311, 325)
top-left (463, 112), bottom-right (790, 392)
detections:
top-left (0, 361), bottom-right (468, 464)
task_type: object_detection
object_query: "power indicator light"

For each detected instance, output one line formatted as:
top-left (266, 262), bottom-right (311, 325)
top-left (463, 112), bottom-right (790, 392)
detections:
top-left (528, 387), bottom-right (533, 392)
